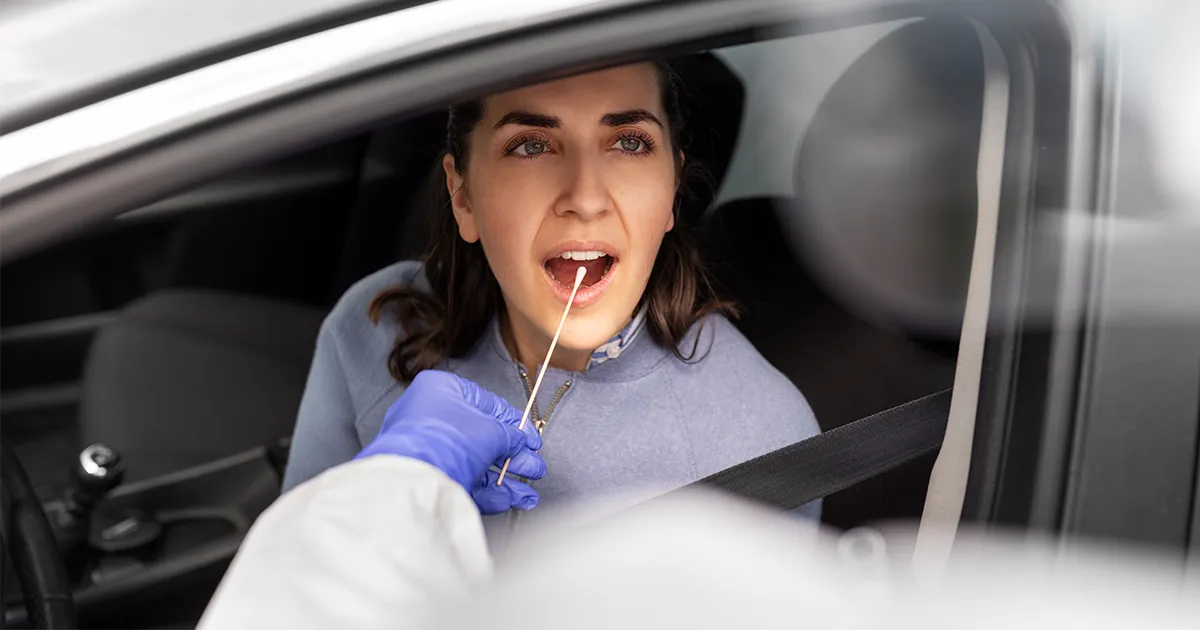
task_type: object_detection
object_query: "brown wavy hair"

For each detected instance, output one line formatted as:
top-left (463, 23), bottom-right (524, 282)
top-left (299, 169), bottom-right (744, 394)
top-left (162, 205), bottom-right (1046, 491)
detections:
top-left (369, 61), bottom-right (736, 383)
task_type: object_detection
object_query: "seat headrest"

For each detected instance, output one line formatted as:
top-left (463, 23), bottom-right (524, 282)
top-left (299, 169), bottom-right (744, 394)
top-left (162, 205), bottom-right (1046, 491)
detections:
top-left (787, 17), bottom-right (986, 340)
top-left (668, 52), bottom-right (746, 219)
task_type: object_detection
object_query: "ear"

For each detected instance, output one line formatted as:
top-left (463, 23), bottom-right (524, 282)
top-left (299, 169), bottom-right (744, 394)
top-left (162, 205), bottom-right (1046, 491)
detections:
top-left (444, 154), bottom-right (479, 243)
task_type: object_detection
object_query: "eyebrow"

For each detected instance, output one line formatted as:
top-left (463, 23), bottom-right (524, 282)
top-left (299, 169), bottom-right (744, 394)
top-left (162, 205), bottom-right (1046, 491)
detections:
top-left (493, 111), bottom-right (561, 129)
top-left (492, 108), bottom-right (665, 130)
top-left (601, 109), bottom-right (664, 129)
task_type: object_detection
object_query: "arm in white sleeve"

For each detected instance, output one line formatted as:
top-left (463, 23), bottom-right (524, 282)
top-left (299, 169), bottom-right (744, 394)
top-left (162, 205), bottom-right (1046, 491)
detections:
top-left (197, 455), bottom-right (492, 629)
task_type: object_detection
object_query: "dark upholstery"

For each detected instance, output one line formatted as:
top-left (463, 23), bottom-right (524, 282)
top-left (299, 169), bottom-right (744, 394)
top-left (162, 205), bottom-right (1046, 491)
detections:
top-left (334, 111), bottom-right (448, 292)
top-left (669, 52), bottom-right (745, 219)
top-left (80, 290), bottom-right (324, 482)
top-left (709, 197), bottom-right (959, 424)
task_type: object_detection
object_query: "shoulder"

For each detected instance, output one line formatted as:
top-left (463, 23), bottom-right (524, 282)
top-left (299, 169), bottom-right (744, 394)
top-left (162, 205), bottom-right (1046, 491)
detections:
top-left (319, 261), bottom-right (427, 392)
top-left (328, 260), bottom-right (429, 328)
top-left (671, 314), bottom-right (821, 440)
top-left (323, 260), bottom-right (427, 341)
top-left (675, 314), bottom-right (784, 383)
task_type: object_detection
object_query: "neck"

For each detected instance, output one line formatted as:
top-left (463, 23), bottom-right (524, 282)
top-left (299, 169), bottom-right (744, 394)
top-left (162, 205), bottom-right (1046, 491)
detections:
top-left (500, 308), bottom-right (591, 373)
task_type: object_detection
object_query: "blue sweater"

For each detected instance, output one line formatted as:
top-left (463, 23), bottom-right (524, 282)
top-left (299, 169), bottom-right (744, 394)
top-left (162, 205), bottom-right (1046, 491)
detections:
top-left (283, 261), bottom-right (822, 539)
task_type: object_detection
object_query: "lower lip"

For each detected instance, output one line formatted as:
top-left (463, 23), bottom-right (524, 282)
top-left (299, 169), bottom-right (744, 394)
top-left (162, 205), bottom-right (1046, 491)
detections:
top-left (542, 260), bottom-right (617, 308)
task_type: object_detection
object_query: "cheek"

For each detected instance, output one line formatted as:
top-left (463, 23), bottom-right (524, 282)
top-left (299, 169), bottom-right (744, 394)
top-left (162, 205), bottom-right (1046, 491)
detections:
top-left (467, 177), bottom-right (553, 274)
top-left (612, 165), bottom-right (676, 250)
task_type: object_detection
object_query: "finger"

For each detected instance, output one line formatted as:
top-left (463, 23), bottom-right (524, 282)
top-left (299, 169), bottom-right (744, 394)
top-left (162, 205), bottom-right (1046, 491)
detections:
top-left (498, 476), bottom-right (540, 512)
top-left (519, 420), bottom-right (542, 450)
top-left (409, 369), bottom-right (452, 396)
top-left (500, 419), bottom-right (542, 454)
top-left (502, 448), bottom-right (547, 481)
top-left (472, 485), bottom-right (519, 515)
top-left (472, 471), bottom-right (540, 514)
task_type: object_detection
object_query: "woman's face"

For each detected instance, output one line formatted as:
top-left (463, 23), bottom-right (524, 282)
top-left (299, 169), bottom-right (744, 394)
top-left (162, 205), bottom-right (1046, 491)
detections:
top-left (445, 63), bottom-right (679, 367)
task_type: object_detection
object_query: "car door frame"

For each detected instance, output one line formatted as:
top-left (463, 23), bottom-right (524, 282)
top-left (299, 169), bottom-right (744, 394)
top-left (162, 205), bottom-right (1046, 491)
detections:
top-left (959, 2), bottom-right (1200, 553)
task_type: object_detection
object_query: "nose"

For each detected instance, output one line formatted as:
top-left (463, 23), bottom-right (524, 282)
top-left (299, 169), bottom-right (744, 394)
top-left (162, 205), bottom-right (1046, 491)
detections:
top-left (553, 151), bottom-right (613, 220)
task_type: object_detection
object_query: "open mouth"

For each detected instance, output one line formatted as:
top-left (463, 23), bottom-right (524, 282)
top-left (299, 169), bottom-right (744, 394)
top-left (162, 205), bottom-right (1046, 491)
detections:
top-left (543, 250), bottom-right (616, 289)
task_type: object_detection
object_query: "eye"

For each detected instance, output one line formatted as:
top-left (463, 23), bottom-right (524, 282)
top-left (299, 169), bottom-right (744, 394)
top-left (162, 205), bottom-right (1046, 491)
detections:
top-left (610, 133), bottom-right (655, 155)
top-left (618, 137), bottom-right (644, 152)
top-left (513, 140), bottom-right (548, 156)
top-left (502, 133), bottom-right (554, 158)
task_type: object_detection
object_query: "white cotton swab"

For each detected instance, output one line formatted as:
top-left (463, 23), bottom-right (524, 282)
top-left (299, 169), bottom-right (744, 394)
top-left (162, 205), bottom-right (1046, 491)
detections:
top-left (496, 265), bottom-right (587, 486)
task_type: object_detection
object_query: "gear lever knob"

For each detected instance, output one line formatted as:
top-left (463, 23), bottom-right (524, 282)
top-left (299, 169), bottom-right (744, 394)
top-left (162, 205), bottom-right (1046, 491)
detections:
top-left (66, 443), bottom-right (125, 516)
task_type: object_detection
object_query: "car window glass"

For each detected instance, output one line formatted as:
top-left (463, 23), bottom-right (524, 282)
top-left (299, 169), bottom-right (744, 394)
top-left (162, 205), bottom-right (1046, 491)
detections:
top-left (714, 20), bottom-right (915, 207)
top-left (0, 17), bottom-right (992, 552)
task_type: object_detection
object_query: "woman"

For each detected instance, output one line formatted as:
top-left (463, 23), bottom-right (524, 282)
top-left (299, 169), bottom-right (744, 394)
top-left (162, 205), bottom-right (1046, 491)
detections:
top-left (283, 61), bottom-right (821, 531)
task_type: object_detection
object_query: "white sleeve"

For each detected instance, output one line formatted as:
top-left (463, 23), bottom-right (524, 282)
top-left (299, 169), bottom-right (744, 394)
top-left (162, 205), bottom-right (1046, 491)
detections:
top-left (197, 455), bottom-right (492, 630)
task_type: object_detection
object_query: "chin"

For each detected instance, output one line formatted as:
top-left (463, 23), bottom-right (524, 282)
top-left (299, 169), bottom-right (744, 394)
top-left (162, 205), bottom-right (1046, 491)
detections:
top-left (558, 311), bottom-right (629, 353)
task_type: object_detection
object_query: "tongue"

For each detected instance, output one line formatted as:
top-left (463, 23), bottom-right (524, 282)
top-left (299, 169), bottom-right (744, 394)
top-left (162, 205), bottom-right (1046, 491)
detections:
top-left (546, 257), bottom-right (608, 288)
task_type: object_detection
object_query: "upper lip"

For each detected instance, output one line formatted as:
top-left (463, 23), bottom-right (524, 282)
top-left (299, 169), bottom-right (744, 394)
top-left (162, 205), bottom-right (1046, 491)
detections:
top-left (541, 240), bottom-right (620, 264)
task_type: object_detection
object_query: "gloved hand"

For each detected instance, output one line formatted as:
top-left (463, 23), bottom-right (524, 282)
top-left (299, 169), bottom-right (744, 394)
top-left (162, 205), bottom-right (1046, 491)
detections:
top-left (356, 370), bottom-right (546, 514)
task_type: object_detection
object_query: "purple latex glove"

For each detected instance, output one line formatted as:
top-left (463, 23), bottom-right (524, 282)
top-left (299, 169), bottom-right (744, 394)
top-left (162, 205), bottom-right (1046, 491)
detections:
top-left (356, 370), bottom-right (545, 513)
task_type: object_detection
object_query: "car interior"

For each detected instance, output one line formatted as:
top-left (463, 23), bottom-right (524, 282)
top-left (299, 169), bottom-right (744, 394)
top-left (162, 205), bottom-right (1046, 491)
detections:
top-left (1, 15), bottom-right (990, 629)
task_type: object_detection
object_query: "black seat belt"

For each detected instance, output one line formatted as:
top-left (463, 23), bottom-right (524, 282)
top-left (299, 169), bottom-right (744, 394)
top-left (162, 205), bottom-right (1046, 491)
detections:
top-left (686, 388), bottom-right (953, 510)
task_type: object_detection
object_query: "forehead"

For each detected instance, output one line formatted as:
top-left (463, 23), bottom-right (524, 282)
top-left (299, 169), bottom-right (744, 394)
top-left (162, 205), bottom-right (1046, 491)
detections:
top-left (483, 63), bottom-right (664, 122)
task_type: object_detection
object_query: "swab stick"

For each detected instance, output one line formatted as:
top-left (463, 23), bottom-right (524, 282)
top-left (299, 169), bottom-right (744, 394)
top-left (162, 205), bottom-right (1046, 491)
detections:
top-left (496, 265), bottom-right (587, 486)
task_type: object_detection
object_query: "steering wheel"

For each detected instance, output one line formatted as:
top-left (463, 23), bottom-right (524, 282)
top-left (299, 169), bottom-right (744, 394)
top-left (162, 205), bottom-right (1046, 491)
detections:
top-left (1, 440), bottom-right (77, 628)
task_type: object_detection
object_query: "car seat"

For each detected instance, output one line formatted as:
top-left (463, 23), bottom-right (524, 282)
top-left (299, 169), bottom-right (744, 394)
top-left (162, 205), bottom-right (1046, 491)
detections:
top-left (705, 16), bottom-right (985, 529)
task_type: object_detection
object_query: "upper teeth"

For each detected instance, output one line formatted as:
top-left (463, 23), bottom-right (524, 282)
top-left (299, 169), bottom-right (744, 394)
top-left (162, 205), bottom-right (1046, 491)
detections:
top-left (560, 251), bottom-right (607, 261)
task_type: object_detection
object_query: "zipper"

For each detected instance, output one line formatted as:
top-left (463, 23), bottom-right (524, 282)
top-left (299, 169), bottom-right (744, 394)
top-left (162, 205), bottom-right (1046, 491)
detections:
top-left (517, 365), bottom-right (573, 435)
top-left (506, 366), bottom-right (573, 537)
